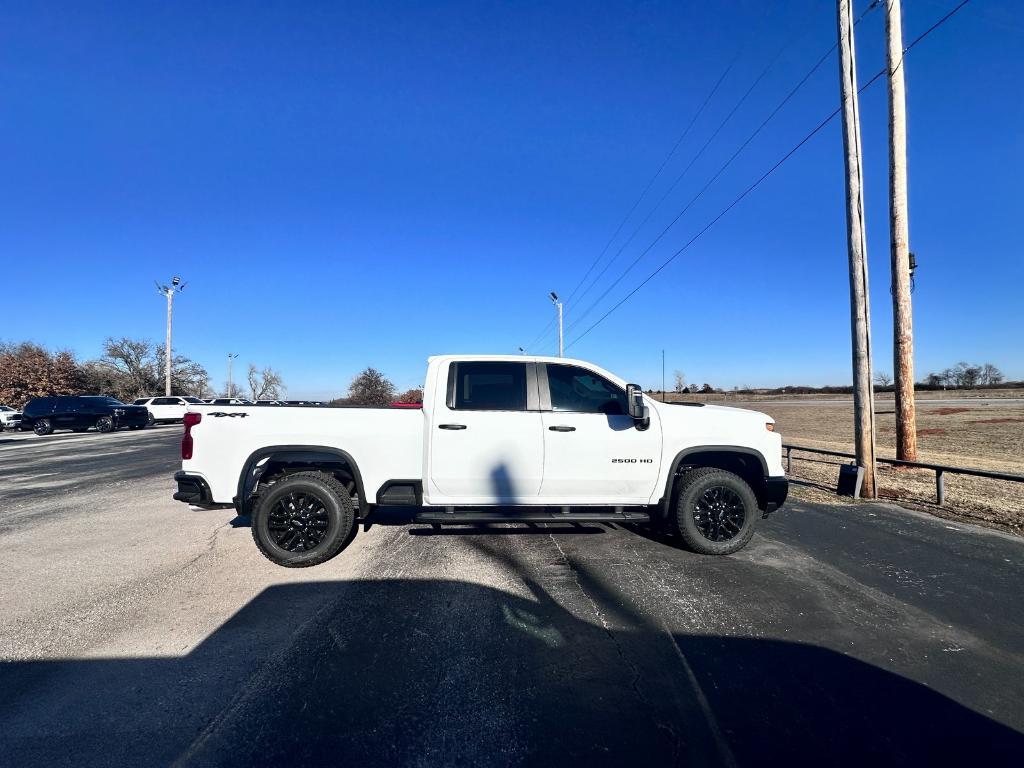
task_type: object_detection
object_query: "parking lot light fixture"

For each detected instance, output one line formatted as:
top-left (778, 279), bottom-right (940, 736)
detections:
top-left (155, 277), bottom-right (187, 396)
top-left (227, 353), bottom-right (239, 398)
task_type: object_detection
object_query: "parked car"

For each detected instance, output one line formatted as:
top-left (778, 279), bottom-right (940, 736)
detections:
top-left (133, 396), bottom-right (205, 423)
top-left (174, 354), bottom-right (788, 567)
top-left (210, 397), bottom-right (254, 406)
top-left (21, 395), bottom-right (150, 435)
top-left (0, 405), bottom-right (23, 432)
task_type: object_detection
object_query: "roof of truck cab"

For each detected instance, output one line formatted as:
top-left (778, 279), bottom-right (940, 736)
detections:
top-left (427, 354), bottom-right (595, 366)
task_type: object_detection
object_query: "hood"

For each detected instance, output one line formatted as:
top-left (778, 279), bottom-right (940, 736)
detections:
top-left (653, 400), bottom-right (775, 431)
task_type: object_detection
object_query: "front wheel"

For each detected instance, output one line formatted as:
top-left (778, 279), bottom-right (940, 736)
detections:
top-left (33, 418), bottom-right (53, 436)
top-left (251, 471), bottom-right (357, 568)
top-left (96, 416), bottom-right (115, 433)
top-left (674, 467), bottom-right (758, 555)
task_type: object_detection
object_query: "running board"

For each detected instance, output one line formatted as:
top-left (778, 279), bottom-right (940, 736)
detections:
top-left (413, 509), bottom-right (650, 524)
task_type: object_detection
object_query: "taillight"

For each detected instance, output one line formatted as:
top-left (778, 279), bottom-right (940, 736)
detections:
top-left (182, 412), bottom-right (201, 460)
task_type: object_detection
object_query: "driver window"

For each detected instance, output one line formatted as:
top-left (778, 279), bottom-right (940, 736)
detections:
top-left (546, 365), bottom-right (627, 415)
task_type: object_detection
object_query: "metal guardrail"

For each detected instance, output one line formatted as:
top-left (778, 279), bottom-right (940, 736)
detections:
top-left (782, 443), bottom-right (1024, 505)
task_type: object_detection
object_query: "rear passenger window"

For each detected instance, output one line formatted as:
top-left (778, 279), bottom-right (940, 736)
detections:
top-left (451, 362), bottom-right (527, 411)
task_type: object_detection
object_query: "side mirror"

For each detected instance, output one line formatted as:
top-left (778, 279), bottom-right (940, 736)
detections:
top-left (626, 384), bottom-right (650, 430)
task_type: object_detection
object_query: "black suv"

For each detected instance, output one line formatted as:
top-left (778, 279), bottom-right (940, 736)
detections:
top-left (21, 396), bottom-right (150, 435)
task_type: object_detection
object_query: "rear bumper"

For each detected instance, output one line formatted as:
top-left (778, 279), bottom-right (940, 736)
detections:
top-left (763, 476), bottom-right (789, 514)
top-left (173, 471), bottom-right (214, 506)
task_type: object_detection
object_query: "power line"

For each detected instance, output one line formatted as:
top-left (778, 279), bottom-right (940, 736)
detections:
top-left (570, 39), bottom-right (789, 316)
top-left (522, 26), bottom-right (750, 352)
top-left (564, 1), bottom-right (885, 339)
top-left (565, 0), bottom-right (971, 351)
top-left (565, 49), bottom-right (743, 308)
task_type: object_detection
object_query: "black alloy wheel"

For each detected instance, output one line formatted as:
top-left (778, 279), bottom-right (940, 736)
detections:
top-left (692, 486), bottom-right (746, 542)
top-left (96, 416), bottom-right (114, 433)
top-left (267, 491), bottom-right (331, 552)
top-left (251, 471), bottom-right (357, 567)
top-left (673, 466), bottom-right (758, 555)
top-left (33, 418), bottom-right (53, 436)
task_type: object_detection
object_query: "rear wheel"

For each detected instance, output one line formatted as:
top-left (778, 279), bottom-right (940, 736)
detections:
top-left (251, 471), bottom-right (357, 568)
top-left (96, 416), bottom-right (115, 433)
top-left (674, 467), bottom-right (758, 555)
top-left (33, 418), bottom-right (53, 436)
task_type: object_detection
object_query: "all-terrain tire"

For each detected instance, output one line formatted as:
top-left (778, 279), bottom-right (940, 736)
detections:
top-left (96, 416), bottom-right (115, 433)
top-left (674, 467), bottom-right (758, 555)
top-left (251, 471), bottom-right (357, 568)
top-left (33, 418), bottom-right (53, 436)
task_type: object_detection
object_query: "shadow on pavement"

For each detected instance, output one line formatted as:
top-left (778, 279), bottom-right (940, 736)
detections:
top-left (1, 577), bottom-right (1020, 767)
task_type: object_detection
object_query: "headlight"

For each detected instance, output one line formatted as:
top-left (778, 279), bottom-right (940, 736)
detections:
top-left (114, 408), bottom-right (125, 416)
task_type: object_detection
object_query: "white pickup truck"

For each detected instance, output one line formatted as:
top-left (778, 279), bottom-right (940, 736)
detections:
top-left (174, 355), bottom-right (787, 567)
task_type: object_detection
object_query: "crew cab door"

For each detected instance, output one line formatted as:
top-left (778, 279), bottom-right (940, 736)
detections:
top-left (427, 361), bottom-right (543, 503)
top-left (52, 397), bottom-right (81, 430)
top-left (537, 363), bottom-right (662, 504)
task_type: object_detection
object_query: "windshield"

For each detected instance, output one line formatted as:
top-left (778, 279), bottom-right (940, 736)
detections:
top-left (0, 406), bottom-right (12, 412)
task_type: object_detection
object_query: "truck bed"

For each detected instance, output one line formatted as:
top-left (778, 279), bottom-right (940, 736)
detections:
top-left (184, 405), bottom-right (424, 504)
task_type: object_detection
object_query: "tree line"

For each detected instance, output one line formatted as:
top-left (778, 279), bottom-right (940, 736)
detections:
top-left (0, 338), bottom-right (285, 407)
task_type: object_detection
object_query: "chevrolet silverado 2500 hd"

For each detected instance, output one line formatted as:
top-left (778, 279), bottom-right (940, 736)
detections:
top-left (173, 355), bottom-right (787, 567)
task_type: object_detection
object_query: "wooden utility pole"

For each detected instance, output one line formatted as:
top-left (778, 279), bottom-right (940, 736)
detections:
top-left (836, 0), bottom-right (877, 498)
top-left (886, 0), bottom-right (918, 461)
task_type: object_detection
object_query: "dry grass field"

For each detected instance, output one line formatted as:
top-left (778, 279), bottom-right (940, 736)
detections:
top-left (748, 399), bottom-right (1024, 535)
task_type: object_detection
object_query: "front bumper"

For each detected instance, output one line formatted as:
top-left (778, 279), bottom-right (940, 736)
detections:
top-left (763, 476), bottom-right (789, 514)
top-left (173, 471), bottom-right (214, 506)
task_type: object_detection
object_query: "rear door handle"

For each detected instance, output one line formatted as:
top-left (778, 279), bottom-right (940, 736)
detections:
top-left (439, 424), bottom-right (467, 430)
top-left (548, 425), bottom-right (576, 432)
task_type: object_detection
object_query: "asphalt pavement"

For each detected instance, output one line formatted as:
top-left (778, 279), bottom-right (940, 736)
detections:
top-left (1, 427), bottom-right (1022, 766)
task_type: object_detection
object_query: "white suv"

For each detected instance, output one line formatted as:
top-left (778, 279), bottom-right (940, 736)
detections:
top-left (0, 405), bottom-right (22, 432)
top-left (134, 396), bottom-right (205, 423)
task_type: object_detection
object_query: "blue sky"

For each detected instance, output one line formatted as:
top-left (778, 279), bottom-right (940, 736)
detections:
top-left (1, 1), bottom-right (1020, 398)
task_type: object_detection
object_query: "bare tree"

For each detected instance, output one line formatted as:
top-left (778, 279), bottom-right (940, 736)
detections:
top-left (673, 370), bottom-right (686, 393)
top-left (874, 371), bottom-right (893, 387)
top-left (247, 364), bottom-right (285, 400)
top-left (980, 363), bottom-right (1004, 386)
top-left (347, 368), bottom-right (395, 406)
top-left (96, 337), bottom-right (159, 400)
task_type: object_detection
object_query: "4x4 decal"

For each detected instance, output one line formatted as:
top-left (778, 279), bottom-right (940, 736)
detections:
top-left (209, 412), bottom-right (249, 418)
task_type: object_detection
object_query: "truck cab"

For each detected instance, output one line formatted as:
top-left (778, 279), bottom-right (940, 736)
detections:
top-left (174, 355), bottom-right (787, 567)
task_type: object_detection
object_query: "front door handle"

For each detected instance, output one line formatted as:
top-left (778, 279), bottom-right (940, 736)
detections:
top-left (548, 425), bottom-right (576, 432)
top-left (438, 424), bottom-right (467, 430)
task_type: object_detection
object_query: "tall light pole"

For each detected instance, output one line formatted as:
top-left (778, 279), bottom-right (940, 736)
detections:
top-left (155, 276), bottom-right (186, 396)
top-left (549, 292), bottom-right (563, 357)
top-left (227, 353), bottom-right (239, 398)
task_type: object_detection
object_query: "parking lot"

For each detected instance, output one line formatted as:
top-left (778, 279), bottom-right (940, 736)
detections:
top-left (1, 427), bottom-right (1022, 765)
